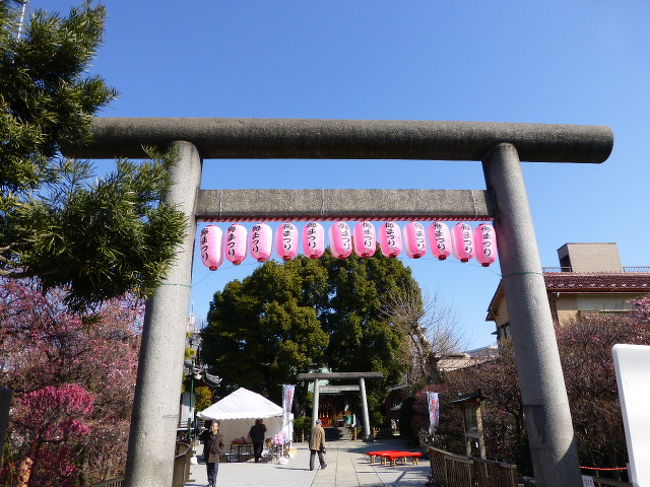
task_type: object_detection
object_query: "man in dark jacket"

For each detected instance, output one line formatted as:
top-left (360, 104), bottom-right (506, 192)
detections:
top-left (309, 419), bottom-right (327, 471)
top-left (199, 421), bottom-right (225, 487)
top-left (248, 418), bottom-right (267, 462)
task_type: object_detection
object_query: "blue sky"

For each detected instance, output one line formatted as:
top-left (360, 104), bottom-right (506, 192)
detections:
top-left (34, 0), bottom-right (650, 349)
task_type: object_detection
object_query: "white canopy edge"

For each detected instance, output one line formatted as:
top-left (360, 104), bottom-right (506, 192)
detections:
top-left (196, 387), bottom-right (283, 420)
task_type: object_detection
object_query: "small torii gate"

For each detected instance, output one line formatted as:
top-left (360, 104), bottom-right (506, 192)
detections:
top-left (68, 117), bottom-right (613, 487)
top-left (296, 371), bottom-right (383, 440)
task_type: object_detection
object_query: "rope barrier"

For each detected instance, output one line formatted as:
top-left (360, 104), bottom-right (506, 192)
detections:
top-left (502, 271), bottom-right (544, 278)
top-left (580, 466), bottom-right (628, 471)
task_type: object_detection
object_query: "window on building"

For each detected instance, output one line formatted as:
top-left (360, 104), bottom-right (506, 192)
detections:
top-left (497, 322), bottom-right (511, 340)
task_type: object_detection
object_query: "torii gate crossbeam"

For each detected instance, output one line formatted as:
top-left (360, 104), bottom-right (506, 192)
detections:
top-left (66, 118), bottom-right (613, 487)
top-left (196, 189), bottom-right (493, 221)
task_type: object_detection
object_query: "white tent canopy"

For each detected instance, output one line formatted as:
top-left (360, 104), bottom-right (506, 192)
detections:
top-left (197, 387), bottom-right (291, 445)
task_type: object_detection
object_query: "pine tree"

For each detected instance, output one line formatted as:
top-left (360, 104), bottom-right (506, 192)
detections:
top-left (0, 1), bottom-right (186, 308)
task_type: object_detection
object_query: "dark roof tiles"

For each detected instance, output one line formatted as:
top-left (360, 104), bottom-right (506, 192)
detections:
top-left (544, 273), bottom-right (650, 292)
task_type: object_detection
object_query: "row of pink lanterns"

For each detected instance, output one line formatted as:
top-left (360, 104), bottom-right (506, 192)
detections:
top-left (199, 221), bottom-right (497, 271)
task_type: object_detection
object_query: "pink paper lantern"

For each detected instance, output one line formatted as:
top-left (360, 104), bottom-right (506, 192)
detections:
top-left (354, 221), bottom-right (376, 258)
top-left (249, 223), bottom-right (273, 262)
top-left (200, 225), bottom-right (223, 271)
top-left (303, 222), bottom-right (325, 259)
top-left (329, 222), bottom-right (353, 259)
top-left (429, 222), bottom-right (453, 261)
top-left (224, 223), bottom-right (248, 265)
top-left (379, 222), bottom-right (403, 258)
top-left (452, 223), bottom-right (475, 262)
top-left (277, 223), bottom-right (299, 261)
top-left (404, 222), bottom-right (427, 259)
top-left (474, 223), bottom-right (498, 267)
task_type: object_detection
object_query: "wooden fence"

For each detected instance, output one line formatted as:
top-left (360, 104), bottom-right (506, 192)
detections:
top-left (428, 447), bottom-right (633, 487)
top-left (87, 480), bottom-right (124, 487)
top-left (86, 442), bottom-right (193, 487)
top-left (428, 447), bottom-right (518, 487)
top-left (172, 442), bottom-right (193, 487)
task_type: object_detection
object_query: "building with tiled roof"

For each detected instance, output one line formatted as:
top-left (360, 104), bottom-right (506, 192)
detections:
top-left (486, 243), bottom-right (650, 341)
top-left (436, 346), bottom-right (499, 373)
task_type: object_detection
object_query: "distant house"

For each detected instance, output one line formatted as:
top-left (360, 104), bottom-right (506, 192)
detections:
top-left (437, 346), bottom-right (499, 373)
top-left (486, 243), bottom-right (650, 341)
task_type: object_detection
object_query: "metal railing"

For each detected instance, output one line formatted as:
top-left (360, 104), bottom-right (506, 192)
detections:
top-left (85, 442), bottom-right (193, 487)
top-left (543, 266), bottom-right (650, 273)
top-left (428, 447), bottom-right (519, 487)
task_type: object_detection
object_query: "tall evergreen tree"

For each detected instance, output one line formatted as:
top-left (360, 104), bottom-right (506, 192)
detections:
top-left (0, 1), bottom-right (185, 309)
top-left (202, 257), bottom-right (330, 403)
top-left (320, 252), bottom-right (420, 411)
top-left (201, 251), bottom-right (423, 413)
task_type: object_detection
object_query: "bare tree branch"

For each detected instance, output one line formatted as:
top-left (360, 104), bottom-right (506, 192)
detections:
top-left (380, 288), bottom-right (465, 388)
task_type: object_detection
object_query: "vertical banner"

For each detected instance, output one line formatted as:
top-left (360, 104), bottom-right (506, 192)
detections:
top-left (282, 384), bottom-right (295, 426)
top-left (427, 391), bottom-right (440, 434)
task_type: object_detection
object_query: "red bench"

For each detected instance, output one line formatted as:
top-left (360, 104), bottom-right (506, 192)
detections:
top-left (367, 450), bottom-right (423, 466)
top-left (366, 451), bottom-right (393, 464)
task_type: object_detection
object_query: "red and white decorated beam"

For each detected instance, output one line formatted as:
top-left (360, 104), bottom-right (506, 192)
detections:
top-left (198, 221), bottom-right (498, 269)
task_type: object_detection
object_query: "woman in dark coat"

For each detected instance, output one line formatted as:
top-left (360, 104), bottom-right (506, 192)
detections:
top-left (199, 421), bottom-right (225, 487)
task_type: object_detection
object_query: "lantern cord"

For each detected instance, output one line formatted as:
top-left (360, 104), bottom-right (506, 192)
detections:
top-left (320, 189), bottom-right (325, 218)
top-left (470, 190), bottom-right (478, 218)
top-left (502, 271), bottom-right (544, 278)
top-left (160, 282), bottom-right (192, 288)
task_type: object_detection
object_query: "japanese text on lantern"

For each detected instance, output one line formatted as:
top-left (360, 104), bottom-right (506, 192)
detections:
top-left (338, 223), bottom-right (352, 250)
top-left (306, 222), bottom-right (318, 249)
top-left (251, 225), bottom-right (261, 253)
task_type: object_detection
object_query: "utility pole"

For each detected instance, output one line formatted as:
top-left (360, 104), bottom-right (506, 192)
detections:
top-left (17, 0), bottom-right (29, 40)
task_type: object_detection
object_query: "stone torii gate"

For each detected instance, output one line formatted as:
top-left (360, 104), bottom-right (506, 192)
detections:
top-left (296, 371), bottom-right (383, 440)
top-left (70, 118), bottom-right (613, 487)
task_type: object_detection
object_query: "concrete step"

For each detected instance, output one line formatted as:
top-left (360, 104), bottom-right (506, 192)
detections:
top-left (324, 426), bottom-right (353, 441)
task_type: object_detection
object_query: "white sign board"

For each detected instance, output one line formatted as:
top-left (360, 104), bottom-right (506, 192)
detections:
top-left (582, 475), bottom-right (595, 487)
top-left (612, 344), bottom-right (650, 487)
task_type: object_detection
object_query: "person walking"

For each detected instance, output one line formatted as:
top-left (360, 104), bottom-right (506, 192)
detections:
top-left (309, 419), bottom-right (327, 471)
top-left (248, 418), bottom-right (267, 462)
top-left (199, 421), bottom-right (225, 487)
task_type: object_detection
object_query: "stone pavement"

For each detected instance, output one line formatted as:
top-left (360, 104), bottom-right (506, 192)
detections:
top-left (185, 439), bottom-right (430, 487)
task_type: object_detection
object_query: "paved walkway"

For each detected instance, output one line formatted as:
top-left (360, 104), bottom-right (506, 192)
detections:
top-left (185, 439), bottom-right (430, 487)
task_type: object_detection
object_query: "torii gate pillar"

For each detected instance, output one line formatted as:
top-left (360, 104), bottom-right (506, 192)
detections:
top-left (483, 143), bottom-right (582, 486)
top-left (123, 142), bottom-right (202, 487)
top-left (359, 377), bottom-right (370, 440)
